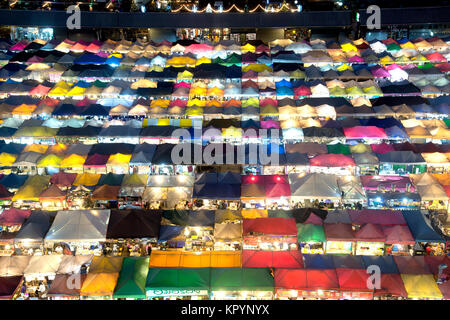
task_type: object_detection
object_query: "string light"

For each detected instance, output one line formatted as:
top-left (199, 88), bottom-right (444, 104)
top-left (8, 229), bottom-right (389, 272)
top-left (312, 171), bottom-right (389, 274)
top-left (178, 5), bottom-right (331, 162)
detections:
top-left (172, 3), bottom-right (299, 13)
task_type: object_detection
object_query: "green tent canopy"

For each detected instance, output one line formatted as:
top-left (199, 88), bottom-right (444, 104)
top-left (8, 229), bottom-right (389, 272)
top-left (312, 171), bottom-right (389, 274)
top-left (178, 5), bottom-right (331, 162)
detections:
top-left (145, 268), bottom-right (210, 296)
top-left (444, 118), bottom-right (450, 128)
top-left (297, 223), bottom-right (326, 243)
top-left (327, 143), bottom-right (350, 155)
top-left (113, 257), bottom-right (150, 299)
top-left (210, 268), bottom-right (274, 292)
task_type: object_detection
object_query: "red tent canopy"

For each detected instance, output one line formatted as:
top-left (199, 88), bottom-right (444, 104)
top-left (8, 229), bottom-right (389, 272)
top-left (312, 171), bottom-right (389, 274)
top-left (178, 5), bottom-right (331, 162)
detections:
top-left (0, 185), bottom-right (13, 200)
top-left (275, 269), bottom-right (339, 291)
top-left (424, 256), bottom-right (450, 276)
top-left (336, 269), bottom-right (374, 292)
top-left (444, 185), bottom-right (450, 197)
top-left (375, 274), bottom-right (408, 297)
top-left (243, 217), bottom-right (297, 236)
top-left (50, 172), bottom-right (77, 187)
top-left (83, 154), bottom-right (109, 167)
top-left (393, 256), bottom-right (431, 274)
top-left (242, 250), bottom-right (304, 268)
top-left (344, 126), bottom-right (388, 139)
top-left (348, 209), bottom-right (407, 226)
top-left (0, 209), bottom-right (31, 226)
top-left (438, 281), bottom-right (450, 300)
top-left (354, 223), bottom-right (386, 242)
top-left (0, 276), bottom-right (23, 300)
top-left (310, 154), bottom-right (355, 167)
top-left (324, 223), bottom-right (355, 241)
top-left (382, 225), bottom-right (415, 245)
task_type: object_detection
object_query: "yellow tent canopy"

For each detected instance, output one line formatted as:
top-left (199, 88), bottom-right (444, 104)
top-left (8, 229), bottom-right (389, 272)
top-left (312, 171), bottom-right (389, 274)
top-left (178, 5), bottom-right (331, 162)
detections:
top-left (60, 154), bottom-right (87, 168)
top-left (149, 251), bottom-right (241, 268)
top-left (241, 209), bottom-right (268, 219)
top-left (0, 152), bottom-right (17, 166)
top-left (107, 153), bottom-right (132, 166)
top-left (37, 154), bottom-right (63, 167)
top-left (89, 256), bottom-right (123, 273)
top-left (122, 174), bottom-right (148, 187)
top-left (23, 144), bottom-right (49, 154)
top-left (401, 274), bottom-right (443, 299)
top-left (80, 272), bottom-right (119, 297)
top-left (73, 173), bottom-right (101, 186)
top-left (12, 104), bottom-right (37, 115)
top-left (12, 175), bottom-right (51, 202)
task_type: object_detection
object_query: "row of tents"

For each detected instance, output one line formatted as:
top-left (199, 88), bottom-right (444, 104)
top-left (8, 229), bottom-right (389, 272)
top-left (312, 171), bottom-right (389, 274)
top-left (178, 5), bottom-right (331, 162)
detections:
top-left (0, 254), bottom-right (448, 299)
top-left (0, 208), bottom-right (446, 246)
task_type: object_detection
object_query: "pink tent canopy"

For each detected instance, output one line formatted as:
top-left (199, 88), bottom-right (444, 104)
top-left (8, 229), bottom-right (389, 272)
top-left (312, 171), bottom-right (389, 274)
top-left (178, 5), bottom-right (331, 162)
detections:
top-left (76, 98), bottom-right (97, 107)
top-left (294, 86), bottom-right (312, 96)
top-left (344, 126), bottom-right (387, 139)
top-left (29, 85), bottom-right (51, 96)
top-left (169, 99), bottom-right (188, 107)
top-left (85, 40), bottom-right (103, 53)
top-left (174, 81), bottom-right (191, 89)
top-left (260, 120), bottom-right (280, 129)
top-left (382, 225), bottom-right (415, 244)
top-left (424, 256), bottom-right (450, 275)
top-left (260, 98), bottom-right (278, 107)
top-left (371, 142), bottom-right (395, 153)
top-left (360, 175), bottom-right (414, 192)
top-left (371, 66), bottom-right (390, 77)
top-left (374, 274), bottom-right (408, 297)
top-left (353, 223), bottom-right (386, 242)
top-left (0, 209), bottom-right (31, 226)
top-left (265, 183), bottom-right (291, 199)
top-left (185, 43), bottom-right (213, 54)
top-left (10, 40), bottom-right (30, 51)
top-left (348, 209), bottom-right (407, 225)
top-left (347, 55), bottom-right (364, 63)
top-left (310, 154), bottom-right (355, 167)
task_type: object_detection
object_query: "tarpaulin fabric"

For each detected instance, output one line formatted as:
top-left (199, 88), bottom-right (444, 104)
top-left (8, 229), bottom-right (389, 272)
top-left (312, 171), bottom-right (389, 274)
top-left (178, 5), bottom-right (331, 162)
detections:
top-left (243, 218), bottom-right (297, 236)
top-left (106, 209), bottom-right (161, 239)
top-left (149, 251), bottom-right (241, 268)
top-left (89, 256), bottom-right (123, 274)
top-left (242, 250), bottom-right (304, 269)
top-left (113, 257), bottom-right (150, 299)
top-left (0, 276), bottom-right (22, 299)
top-left (80, 272), bottom-right (119, 296)
top-left (393, 256), bottom-right (431, 274)
top-left (303, 254), bottom-right (335, 269)
top-left (297, 224), bottom-right (326, 242)
top-left (275, 269), bottom-right (339, 291)
top-left (210, 268), bottom-right (274, 292)
top-left (145, 268), bottom-right (210, 292)
top-left (47, 274), bottom-right (86, 297)
top-left (324, 223), bottom-right (355, 241)
top-left (336, 269), bottom-right (373, 293)
top-left (402, 210), bottom-right (444, 243)
top-left (401, 274), bottom-right (443, 299)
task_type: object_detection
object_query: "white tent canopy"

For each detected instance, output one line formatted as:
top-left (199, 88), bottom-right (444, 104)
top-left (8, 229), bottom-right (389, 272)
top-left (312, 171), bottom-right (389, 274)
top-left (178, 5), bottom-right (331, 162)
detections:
top-left (56, 255), bottom-right (94, 274)
top-left (416, 184), bottom-right (449, 201)
top-left (0, 256), bottom-right (31, 276)
top-left (337, 176), bottom-right (366, 201)
top-left (23, 255), bottom-right (63, 277)
top-left (45, 210), bottom-right (111, 243)
top-left (288, 173), bottom-right (341, 200)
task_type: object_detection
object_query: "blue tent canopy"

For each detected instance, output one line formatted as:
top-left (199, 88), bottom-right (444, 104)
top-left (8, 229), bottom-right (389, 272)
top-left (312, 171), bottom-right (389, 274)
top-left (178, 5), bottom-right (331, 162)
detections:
top-left (361, 255), bottom-right (399, 274)
top-left (74, 53), bottom-right (107, 65)
top-left (332, 255), bottom-right (365, 269)
top-left (402, 210), bottom-right (444, 243)
top-left (157, 225), bottom-right (184, 243)
top-left (303, 254), bottom-right (335, 269)
top-left (0, 174), bottom-right (28, 189)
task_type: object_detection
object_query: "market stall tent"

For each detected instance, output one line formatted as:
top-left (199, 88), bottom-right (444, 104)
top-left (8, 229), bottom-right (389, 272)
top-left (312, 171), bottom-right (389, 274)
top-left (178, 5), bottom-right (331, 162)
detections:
top-left (288, 173), bottom-right (341, 200)
top-left (45, 209), bottom-right (111, 243)
top-left (145, 268), bottom-right (210, 296)
top-left (113, 257), bottom-right (150, 299)
top-left (80, 272), bottom-right (119, 297)
top-left (23, 255), bottom-right (63, 278)
top-left (210, 268), bottom-right (274, 292)
top-left (401, 274), bottom-right (443, 299)
top-left (0, 276), bottom-right (23, 300)
top-left (89, 256), bottom-right (123, 273)
top-left (0, 256), bottom-right (30, 276)
top-left (148, 251), bottom-right (241, 268)
top-left (47, 274), bottom-right (86, 298)
top-left (242, 250), bottom-right (304, 268)
top-left (275, 269), bottom-right (339, 292)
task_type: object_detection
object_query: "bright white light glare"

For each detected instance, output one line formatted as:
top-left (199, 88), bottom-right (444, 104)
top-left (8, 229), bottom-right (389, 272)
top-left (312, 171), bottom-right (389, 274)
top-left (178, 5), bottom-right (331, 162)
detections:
top-left (140, 5), bottom-right (146, 13)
